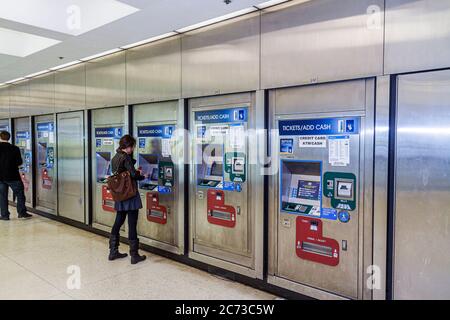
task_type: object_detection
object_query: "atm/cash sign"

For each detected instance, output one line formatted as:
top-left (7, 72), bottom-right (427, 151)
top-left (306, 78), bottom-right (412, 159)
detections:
top-left (299, 135), bottom-right (327, 148)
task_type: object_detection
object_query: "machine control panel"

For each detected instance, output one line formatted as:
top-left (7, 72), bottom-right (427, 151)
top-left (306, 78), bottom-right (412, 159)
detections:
top-left (278, 116), bottom-right (360, 266)
top-left (95, 126), bottom-right (122, 213)
top-left (137, 124), bottom-right (175, 224)
top-left (36, 122), bottom-right (55, 191)
top-left (194, 107), bottom-right (248, 228)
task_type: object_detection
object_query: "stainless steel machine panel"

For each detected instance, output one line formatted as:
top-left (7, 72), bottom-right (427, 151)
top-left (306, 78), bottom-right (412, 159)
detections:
top-left (189, 93), bottom-right (263, 277)
top-left (92, 107), bottom-right (125, 230)
top-left (29, 74), bottom-right (55, 115)
top-left (34, 115), bottom-right (56, 214)
top-left (394, 70), bottom-right (450, 299)
top-left (385, 0), bottom-right (450, 74)
top-left (86, 52), bottom-right (126, 109)
top-left (0, 88), bottom-right (10, 119)
top-left (261, 0), bottom-right (384, 89)
top-left (134, 101), bottom-right (183, 254)
top-left (127, 37), bottom-right (181, 105)
top-left (13, 117), bottom-right (33, 207)
top-left (55, 65), bottom-right (86, 112)
top-left (9, 81), bottom-right (31, 118)
top-left (182, 13), bottom-right (260, 98)
top-left (57, 111), bottom-right (85, 223)
top-left (268, 80), bottom-right (374, 299)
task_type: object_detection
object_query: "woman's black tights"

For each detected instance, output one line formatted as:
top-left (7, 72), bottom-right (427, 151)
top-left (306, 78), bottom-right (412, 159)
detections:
top-left (111, 210), bottom-right (138, 240)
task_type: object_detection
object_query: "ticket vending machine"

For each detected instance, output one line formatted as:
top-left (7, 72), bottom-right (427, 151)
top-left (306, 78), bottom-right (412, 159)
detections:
top-left (268, 80), bottom-right (374, 300)
top-left (34, 116), bottom-right (56, 214)
top-left (189, 93), bottom-right (263, 278)
top-left (134, 101), bottom-right (184, 254)
top-left (91, 107), bottom-right (125, 231)
top-left (14, 117), bottom-right (33, 208)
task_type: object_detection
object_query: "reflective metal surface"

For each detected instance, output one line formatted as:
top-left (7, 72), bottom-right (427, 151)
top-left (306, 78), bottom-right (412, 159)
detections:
top-left (133, 101), bottom-right (184, 254)
top-left (9, 81), bottom-right (31, 118)
top-left (394, 70), bottom-right (450, 299)
top-left (13, 117), bottom-right (33, 207)
top-left (29, 74), bottom-right (55, 115)
top-left (268, 79), bottom-right (375, 299)
top-left (127, 37), bottom-right (182, 105)
top-left (182, 13), bottom-right (260, 98)
top-left (385, 0), bottom-right (450, 74)
top-left (373, 76), bottom-right (390, 300)
top-left (0, 88), bottom-right (10, 119)
top-left (261, 0), bottom-right (384, 89)
top-left (91, 106), bottom-right (125, 231)
top-left (34, 114), bottom-right (57, 214)
top-left (86, 52), bottom-right (126, 109)
top-left (54, 65), bottom-right (86, 112)
top-left (57, 111), bottom-right (85, 223)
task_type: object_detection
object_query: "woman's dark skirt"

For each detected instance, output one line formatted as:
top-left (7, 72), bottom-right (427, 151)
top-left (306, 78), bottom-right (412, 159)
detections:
top-left (114, 192), bottom-right (142, 212)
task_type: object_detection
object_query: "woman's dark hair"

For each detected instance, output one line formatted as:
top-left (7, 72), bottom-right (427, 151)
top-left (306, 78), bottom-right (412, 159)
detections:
top-left (118, 134), bottom-right (136, 150)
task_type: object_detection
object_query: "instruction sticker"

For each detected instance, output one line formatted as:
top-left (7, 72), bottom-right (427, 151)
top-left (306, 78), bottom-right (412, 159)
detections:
top-left (328, 136), bottom-right (350, 166)
top-left (299, 135), bottom-right (327, 148)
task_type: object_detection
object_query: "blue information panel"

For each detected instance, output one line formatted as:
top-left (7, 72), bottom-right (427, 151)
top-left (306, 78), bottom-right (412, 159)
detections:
top-left (37, 122), bottom-right (54, 132)
top-left (16, 131), bottom-right (30, 139)
top-left (137, 125), bottom-right (174, 138)
top-left (194, 107), bottom-right (248, 124)
top-left (95, 127), bottom-right (122, 138)
top-left (279, 117), bottom-right (359, 136)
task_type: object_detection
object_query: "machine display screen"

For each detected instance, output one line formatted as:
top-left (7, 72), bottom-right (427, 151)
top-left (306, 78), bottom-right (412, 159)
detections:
top-left (96, 152), bottom-right (111, 182)
top-left (297, 180), bottom-right (320, 201)
top-left (209, 162), bottom-right (223, 177)
top-left (139, 154), bottom-right (158, 189)
top-left (38, 142), bottom-right (47, 166)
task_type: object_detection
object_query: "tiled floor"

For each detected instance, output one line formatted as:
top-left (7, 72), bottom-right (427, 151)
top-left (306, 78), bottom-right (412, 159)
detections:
top-left (0, 208), bottom-right (276, 300)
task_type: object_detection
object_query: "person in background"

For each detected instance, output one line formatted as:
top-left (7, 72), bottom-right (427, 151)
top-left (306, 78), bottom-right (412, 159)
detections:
top-left (0, 131), bottom-right (32, 220)
top-left (108, 134), bottom-right (146, 264)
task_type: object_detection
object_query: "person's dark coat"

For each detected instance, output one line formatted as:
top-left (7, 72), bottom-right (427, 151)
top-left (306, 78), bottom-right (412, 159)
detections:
top-left (0, 142), bottom-right (23, 181)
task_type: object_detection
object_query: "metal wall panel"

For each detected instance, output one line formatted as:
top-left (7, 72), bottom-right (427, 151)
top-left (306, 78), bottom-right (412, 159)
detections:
top-left (86, 52), bottom-right (126, 109)
top-left (182, 13), bottom-right (260, 98)
top-left (261, 0), bottom-right (384, 89)
top-left (9, 81), bottom-right (31, 118)
top-left (54, 64), bottom-right (86, 112)
top-left (0, 87), bottom-right (9, 119)
top-left (127, 37), bottom-right (182, 105)
top-left (394, 70), bottom-right (450, 300)
top-left (57, 111), bottom-right (85, 223)
top-left (385, 0), bottom-right (450, 74)
top-left (29, 74), bottom-right (55, 115)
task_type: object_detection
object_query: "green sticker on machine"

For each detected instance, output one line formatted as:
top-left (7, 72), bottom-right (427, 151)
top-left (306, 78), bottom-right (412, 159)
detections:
top-left (224, 152), bottom-right (246, 183)
top-left (159, 160), bottom-right (174, 187)
top-left (323, 172), bottom-right (356, 211)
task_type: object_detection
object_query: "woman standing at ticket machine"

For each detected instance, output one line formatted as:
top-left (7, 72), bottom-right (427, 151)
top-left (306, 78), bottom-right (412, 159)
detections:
top-left (108, 135), bottom-right (147, 264)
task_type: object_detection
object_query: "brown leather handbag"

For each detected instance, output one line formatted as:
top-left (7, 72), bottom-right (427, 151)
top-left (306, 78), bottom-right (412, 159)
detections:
top-left (106, 157), bottom-right (137, 202)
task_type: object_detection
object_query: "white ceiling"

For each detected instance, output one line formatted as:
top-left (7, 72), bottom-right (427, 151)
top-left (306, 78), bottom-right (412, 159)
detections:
top-left (0, 0), bottom-right (286, 83)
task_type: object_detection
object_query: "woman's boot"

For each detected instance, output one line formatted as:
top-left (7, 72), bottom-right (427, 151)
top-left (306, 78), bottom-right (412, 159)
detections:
top-left (129, 239), bottom-right (146, 264)
top-left (108, 235), bottom-right (128, 261)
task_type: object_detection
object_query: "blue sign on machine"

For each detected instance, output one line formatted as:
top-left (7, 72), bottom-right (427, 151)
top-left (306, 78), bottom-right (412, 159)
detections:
top-left (16, 131), bottom-right (30, 139)
top-left (137, 125), bottom-right (174, 138)
top-left (95, 127), bottom-right (122, 138)
top-left (37, 122), bottom-right (54, 132)
top-left (278, 117), bottom-right (359, 136)
top-left (194, 107), bottom-right (248, 124)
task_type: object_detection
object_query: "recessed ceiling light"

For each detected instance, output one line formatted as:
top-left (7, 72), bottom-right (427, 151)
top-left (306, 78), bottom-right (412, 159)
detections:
top-left (120, 32), bottom-right (179, 50)
top-left (176, 7), bottom-right (258, 33)
top-left (255, 0), bottom-right (292, 9)
top-left (49, 60), bottom-right (82, 71)
top-left (5, 77), bottom-right (26, 84)
top-left (0, 27), bottom-right (60, 57)
top-left (80, 48), bottom-right (123, 61)
top-left (0, 0), bottom-right (139, 36)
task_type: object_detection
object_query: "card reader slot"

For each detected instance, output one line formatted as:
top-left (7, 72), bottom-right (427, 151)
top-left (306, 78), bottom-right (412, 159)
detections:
top-left (209, 210), bottom-right (232, 221)
top-left (103, 200), bottom-right (115, 208)
top-left (302, 241), bottom-right (333, 257)
top-left (149, 210), bottom-right (164, 219)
